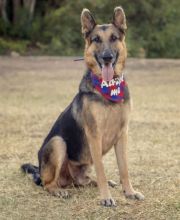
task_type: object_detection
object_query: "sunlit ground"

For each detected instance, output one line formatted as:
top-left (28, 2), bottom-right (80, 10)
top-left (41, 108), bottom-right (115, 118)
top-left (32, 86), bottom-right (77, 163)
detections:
top-left (0, 57), bottom-right (179, 220)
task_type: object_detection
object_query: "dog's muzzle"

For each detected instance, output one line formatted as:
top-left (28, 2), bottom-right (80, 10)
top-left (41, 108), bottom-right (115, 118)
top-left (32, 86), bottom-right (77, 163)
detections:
top-left (102, 50), bottom-right (113, 64)
top-left (95, 50), bottom-right (118, 81)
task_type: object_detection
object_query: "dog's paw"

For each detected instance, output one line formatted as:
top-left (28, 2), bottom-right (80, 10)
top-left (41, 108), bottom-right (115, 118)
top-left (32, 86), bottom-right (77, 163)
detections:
top-left (50, 190), bottom-right (70, 199)
top-left (124, 191), bottom-right (144, 201)
top-left (100, 198), bottom-right (116, 207)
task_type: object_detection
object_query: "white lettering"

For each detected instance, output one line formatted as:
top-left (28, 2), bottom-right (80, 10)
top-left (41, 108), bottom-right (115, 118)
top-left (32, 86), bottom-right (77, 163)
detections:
top-left (101, 80), bottom-right (108, 88)
top-left (109, 79), bottom-right (115, 87)
top-left (101, 78), bottom-right (121, 88)
top-left (115, 79), bottom-right (120, 86)
top-left (110, 87), bottom-right (120, 96)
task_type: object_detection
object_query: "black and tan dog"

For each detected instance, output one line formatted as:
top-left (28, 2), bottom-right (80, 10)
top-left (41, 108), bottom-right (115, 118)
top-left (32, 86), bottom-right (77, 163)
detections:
top-left (22, 6), bottom-right (144, 207)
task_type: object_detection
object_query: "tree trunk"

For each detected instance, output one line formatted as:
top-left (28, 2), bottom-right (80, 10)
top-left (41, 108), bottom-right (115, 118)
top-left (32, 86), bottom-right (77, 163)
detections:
top-left (12, 0), bottom-right (21, 24)
top-left (0, 0), bottom-right (8, 22)
top-left (23, 0), bottom-right (36, 18)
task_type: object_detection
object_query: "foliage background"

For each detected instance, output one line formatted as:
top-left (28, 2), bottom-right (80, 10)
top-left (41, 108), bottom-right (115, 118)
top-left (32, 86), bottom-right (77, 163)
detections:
top-left (0, 0), bottom-right (180, 57)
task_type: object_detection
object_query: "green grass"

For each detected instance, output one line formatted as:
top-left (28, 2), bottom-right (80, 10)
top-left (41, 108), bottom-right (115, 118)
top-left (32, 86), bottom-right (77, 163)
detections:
top-left (0, 38), bottom-right (29, 55)
top-left (0, 57), bottom-right (179, 219)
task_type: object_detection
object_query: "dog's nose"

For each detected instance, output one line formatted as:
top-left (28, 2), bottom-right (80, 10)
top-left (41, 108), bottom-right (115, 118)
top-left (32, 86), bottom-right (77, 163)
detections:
top-left (102, 51), bottom-right (113, 63)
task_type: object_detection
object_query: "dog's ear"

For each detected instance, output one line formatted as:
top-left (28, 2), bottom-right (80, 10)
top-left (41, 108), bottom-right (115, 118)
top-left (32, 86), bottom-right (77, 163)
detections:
top-left (112, 6), bottom-right (127, 31)
top-left (81, 8), bottom-right (96, 37)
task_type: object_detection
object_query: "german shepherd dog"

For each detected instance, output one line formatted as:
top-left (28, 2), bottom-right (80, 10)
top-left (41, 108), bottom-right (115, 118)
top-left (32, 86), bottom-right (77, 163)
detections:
top-left (22, 7), bottom-right (144, 207)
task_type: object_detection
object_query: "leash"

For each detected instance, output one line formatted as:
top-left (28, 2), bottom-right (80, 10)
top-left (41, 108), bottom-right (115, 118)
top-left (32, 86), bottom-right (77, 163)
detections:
top-left (74, 57), bottom-right (84, 61)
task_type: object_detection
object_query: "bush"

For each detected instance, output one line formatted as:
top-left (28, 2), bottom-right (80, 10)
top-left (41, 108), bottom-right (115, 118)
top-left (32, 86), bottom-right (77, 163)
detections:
top-left (0, 0), bottom-right (179, 57)
top-left (0, 38), bottom-right (28, 55)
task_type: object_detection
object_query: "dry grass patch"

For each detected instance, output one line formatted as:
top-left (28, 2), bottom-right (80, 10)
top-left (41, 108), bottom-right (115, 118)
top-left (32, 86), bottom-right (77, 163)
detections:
top-left (0, 57), bottom-right (180, 220)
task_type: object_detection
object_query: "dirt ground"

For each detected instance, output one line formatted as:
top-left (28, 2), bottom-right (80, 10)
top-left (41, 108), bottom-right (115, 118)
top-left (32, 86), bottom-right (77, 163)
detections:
top-left (0, 57), bottom-right (179, 220)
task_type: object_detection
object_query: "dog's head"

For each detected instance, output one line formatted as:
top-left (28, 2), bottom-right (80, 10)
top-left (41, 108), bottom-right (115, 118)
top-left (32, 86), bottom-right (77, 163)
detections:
top-left (81, 7), bottom-right (127, 81)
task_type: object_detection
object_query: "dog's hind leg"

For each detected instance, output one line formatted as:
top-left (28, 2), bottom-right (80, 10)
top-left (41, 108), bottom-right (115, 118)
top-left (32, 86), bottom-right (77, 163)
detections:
top-left (40, 136), bottom-right (70, 198)
top-left (68, 163), bottom-right (97, 187)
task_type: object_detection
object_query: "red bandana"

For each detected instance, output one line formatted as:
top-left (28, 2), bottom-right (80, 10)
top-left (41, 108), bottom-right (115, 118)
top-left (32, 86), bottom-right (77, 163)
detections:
top-left (91, 72), bottom-right (126, 102)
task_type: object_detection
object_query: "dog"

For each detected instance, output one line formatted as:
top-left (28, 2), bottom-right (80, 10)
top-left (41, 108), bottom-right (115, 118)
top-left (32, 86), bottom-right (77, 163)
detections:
top-left (21, 6), bottom-right (144, 207)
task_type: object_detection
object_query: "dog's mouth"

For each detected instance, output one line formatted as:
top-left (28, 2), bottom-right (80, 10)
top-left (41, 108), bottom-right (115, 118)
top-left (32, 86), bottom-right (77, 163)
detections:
top-left (95, 52), bottom-right (119, 81)
top-left (101, 63), bottom-right (114, 81)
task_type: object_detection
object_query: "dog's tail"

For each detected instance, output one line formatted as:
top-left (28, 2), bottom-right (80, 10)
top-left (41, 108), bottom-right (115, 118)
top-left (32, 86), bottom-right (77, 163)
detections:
top-left (21, 163), bottom-right (42, 186)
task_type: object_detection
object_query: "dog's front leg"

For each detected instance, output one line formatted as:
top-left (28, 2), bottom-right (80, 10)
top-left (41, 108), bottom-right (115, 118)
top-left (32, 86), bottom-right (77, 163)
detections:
top-left (87, 134), bottom-right (116, 207)
top-left (114, 128), bottom-right (144, 200)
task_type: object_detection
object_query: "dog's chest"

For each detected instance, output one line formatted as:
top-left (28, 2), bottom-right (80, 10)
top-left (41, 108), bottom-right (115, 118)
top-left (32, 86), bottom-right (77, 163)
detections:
top-left (100, 104), bottom-right (125, 154)
top-left (83, 100), bottom-right (130, 155)
top-left (101, 109), bottom-right (122, 154)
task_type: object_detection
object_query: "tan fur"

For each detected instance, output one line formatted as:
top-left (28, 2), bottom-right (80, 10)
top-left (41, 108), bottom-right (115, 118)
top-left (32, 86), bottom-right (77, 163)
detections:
top-left (38, 7), bottom-right (144, 206)
top-left (84, 24), bottom-right (127, 77)
top-left (81, 96), bottom-right (134, 203)
top-left (40, 136), bottom-right (67, 193)
top-left (81, 7), bottom-right (144, 205)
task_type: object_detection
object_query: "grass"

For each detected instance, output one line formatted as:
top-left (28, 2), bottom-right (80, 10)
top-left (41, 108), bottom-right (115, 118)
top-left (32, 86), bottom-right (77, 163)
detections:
top-left (0, 57), bottom-right (179, 220)
top-left (0, 38), bottom-right (29, 55)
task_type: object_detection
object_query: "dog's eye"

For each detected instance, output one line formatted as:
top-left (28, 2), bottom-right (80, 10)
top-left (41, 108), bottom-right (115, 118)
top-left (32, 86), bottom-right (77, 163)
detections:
top-left (110, 34), bottom-right (118, 42)
top-left (92, 36), bottom-right (101, 43)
